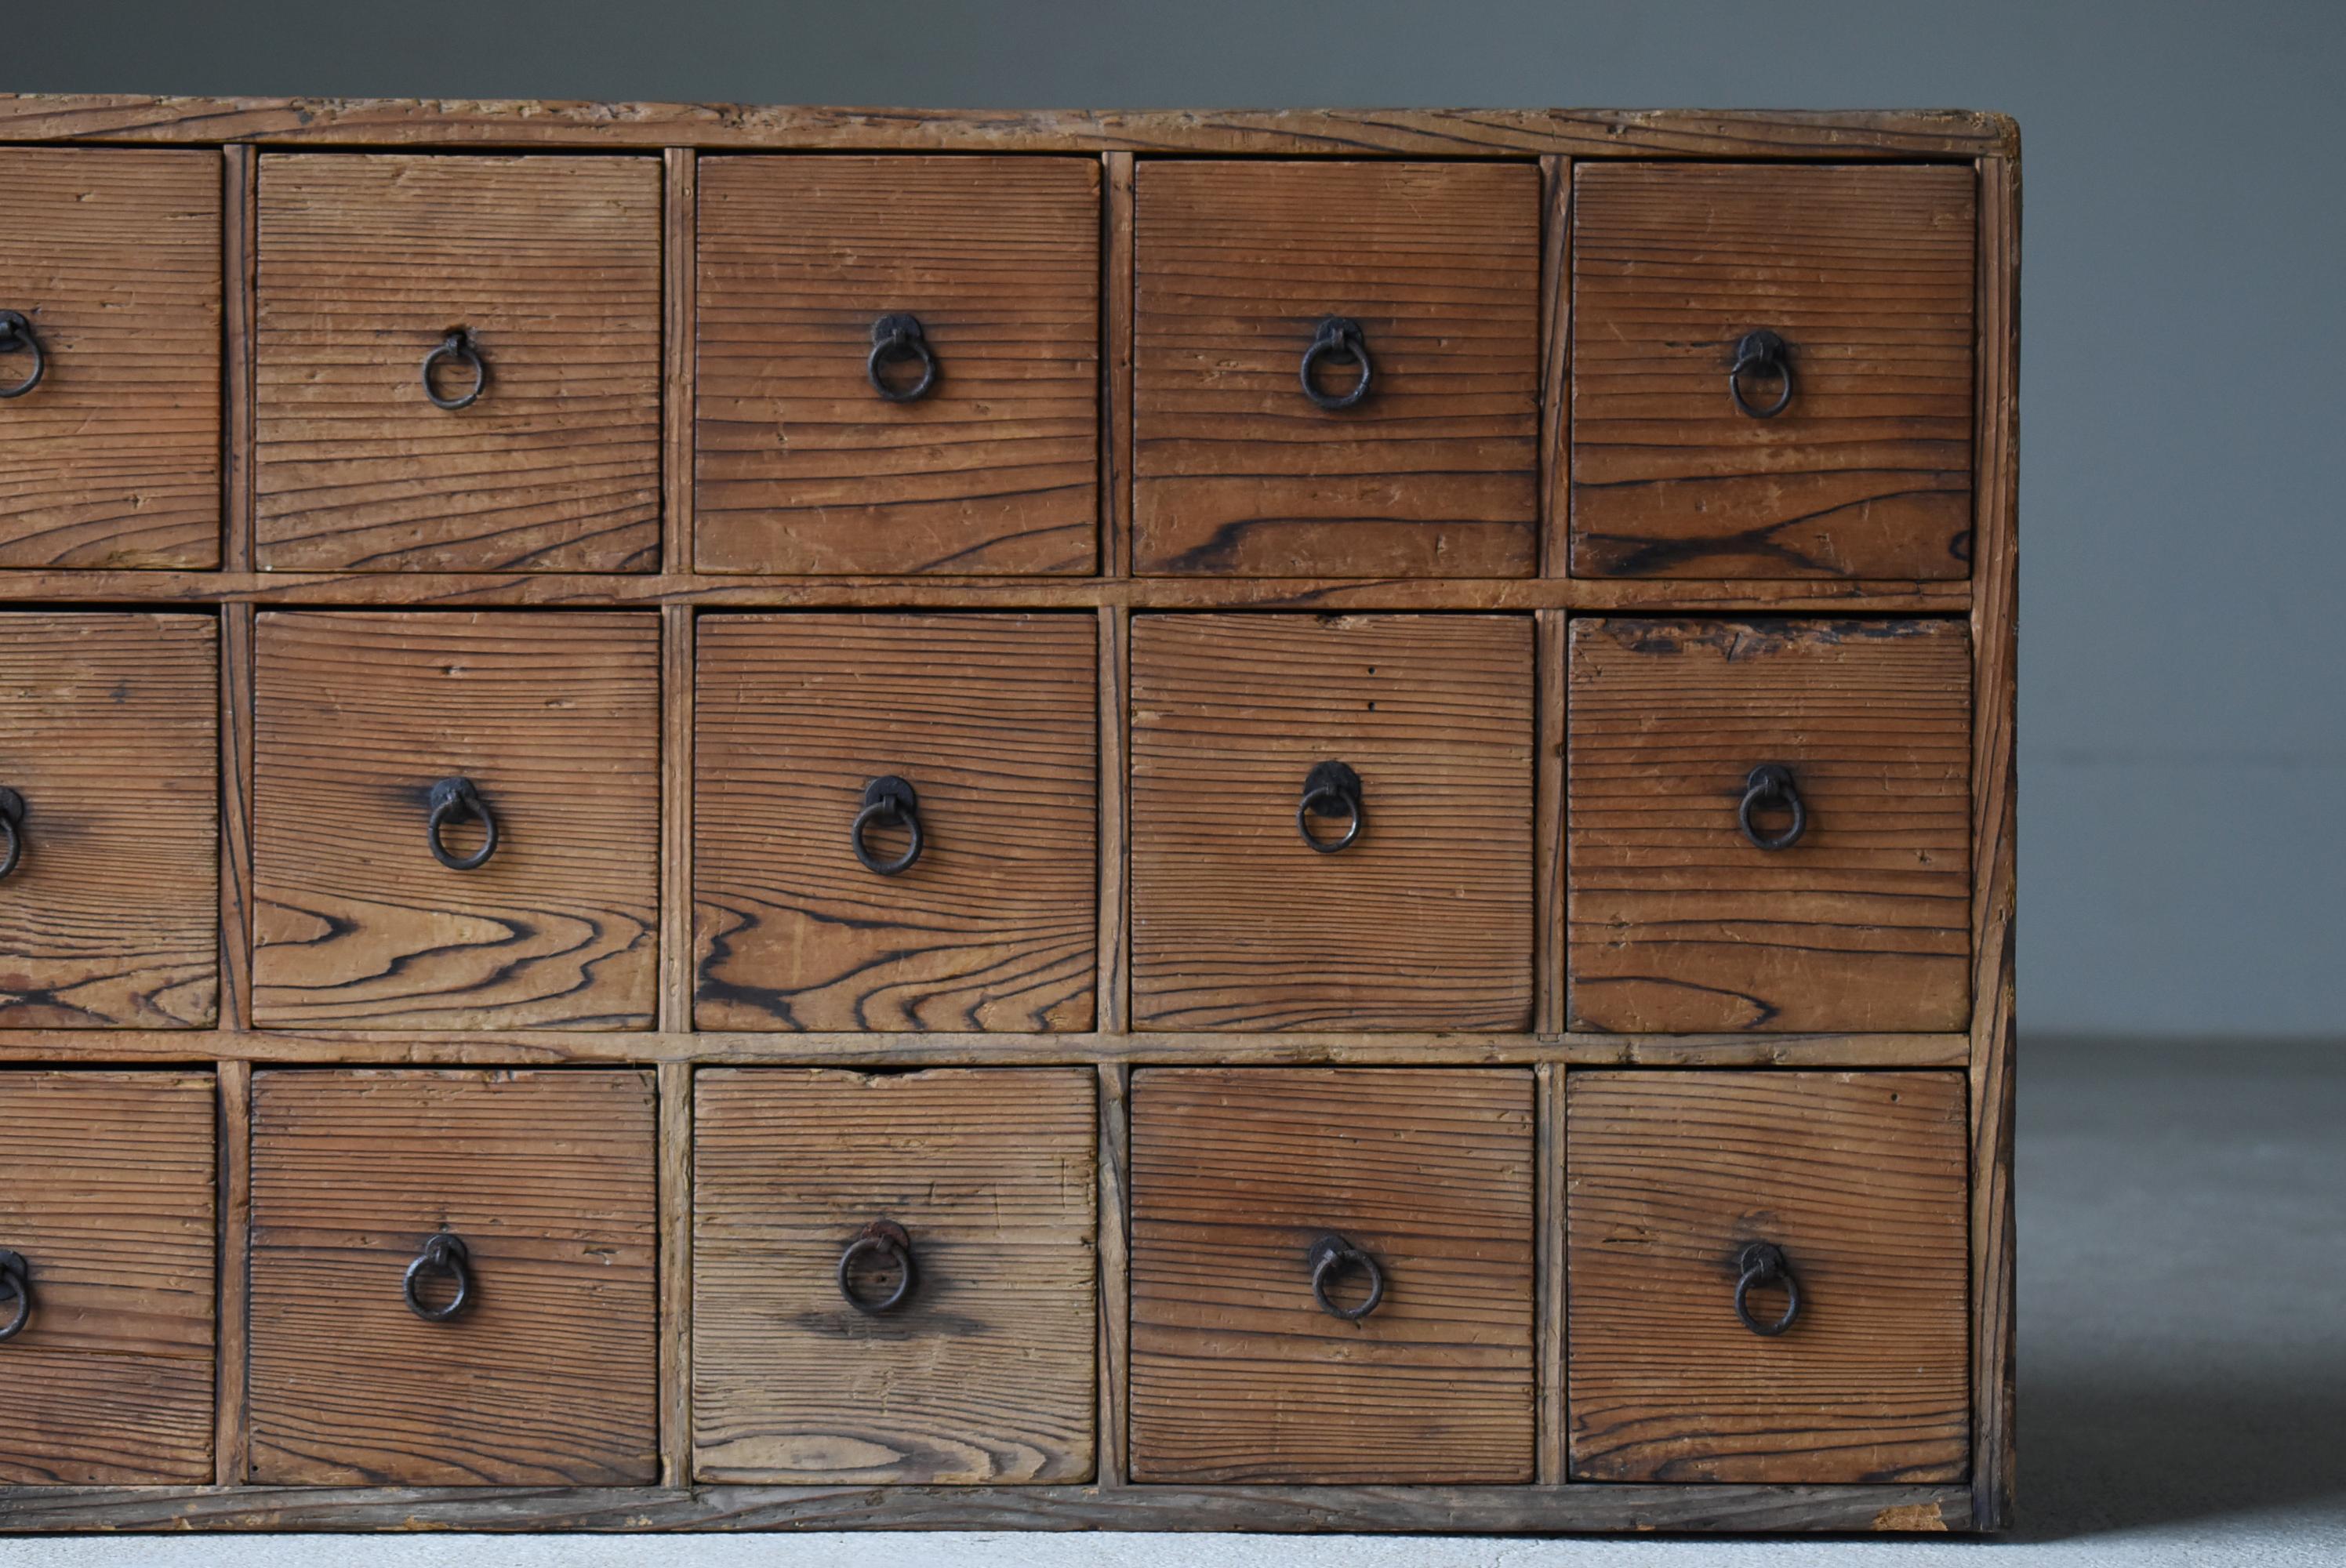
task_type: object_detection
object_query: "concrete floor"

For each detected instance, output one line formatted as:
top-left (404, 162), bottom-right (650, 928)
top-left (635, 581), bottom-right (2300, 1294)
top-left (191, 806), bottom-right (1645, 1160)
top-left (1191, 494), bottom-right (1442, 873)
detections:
top-left (4, 1036), bottom-right (2339, 1566)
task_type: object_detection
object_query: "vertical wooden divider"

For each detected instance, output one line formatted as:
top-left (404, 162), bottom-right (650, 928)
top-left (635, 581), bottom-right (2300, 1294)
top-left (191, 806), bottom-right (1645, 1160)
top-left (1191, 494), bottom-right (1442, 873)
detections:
top-left (1100, 151), bottom-right (1135, 581)
top-left (1097, 605), bottom-right (1130, 1035)
top-left (1534, 1060), bottom-right (1565, 1484)
top-left (221, 144), bottom-right (257, 574)
top-left (662, 147), bottom-right (696, 578)
top-left (1534, 608), bottom-right (1566, 1037)
top-left (1095, 1060), bottom-right (1131, 1486)
top-left (1536, 155), bottom-right (1571, 580)
top-left (657, 1058), bottom-right (694, 1486)
top-left (213, 1057), bottom-right (251, 1485)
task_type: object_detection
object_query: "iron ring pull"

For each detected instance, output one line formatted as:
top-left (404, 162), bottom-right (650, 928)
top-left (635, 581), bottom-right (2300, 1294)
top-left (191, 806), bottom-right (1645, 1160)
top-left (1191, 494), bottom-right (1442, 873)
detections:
top-left (1738, 764), bottom-right (1807, 851)
top-left (421, 328), bottom-right (488, 411)
top-left (867, 314), bottom-right (938, 403)
top-left (0, 311), bottom-right (45, 399)
top-left (1734, 1240), bottom-right (1801, 1336)
top-left (0, 787), bottom-right (24, 881)
top-left (1307, 1233), bottom-right (1385, 1322)
top-left (1295, 760), bottom-right (1365, 854)
top-left (403, 1233), bottom-right (473, 1323)
top-left (0, 1250), bottom-right (31, 1341)
top-left (1729, 328), bottom-right (1793, 418)
top-left (851, 775), bottom-right (923, 876)
top-left (837, 1219), bottom-right (917, 1316)
top-left (1299, 315), bottom-right (1372, 411)
top-left (426, 775), bottom-right (499, 871)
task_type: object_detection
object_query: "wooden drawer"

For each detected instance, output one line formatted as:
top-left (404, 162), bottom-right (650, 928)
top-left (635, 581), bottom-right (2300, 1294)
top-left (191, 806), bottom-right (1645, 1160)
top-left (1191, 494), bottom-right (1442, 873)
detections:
top-left (695, 156), bottom-right (1099, 575)
top-left (0, 613), bottom-right (217, 1027)
top-left (1571, 164), bottom-right (1976, 579)
top-left (694, 613), bottom-right (1096, 1031)
top-left (0, 148), bottom-right (220, 569)
top-left (1129, 1068), bottom-right (1535, 1483)
top-left (1567, 617), bottom-right (1971, 1033)
top-left (1130, 614), bottom-right (1533, 1029)
top-left (248, 1069), bottom-right (659, 1486)
top-left (1567, 1070), bottom-right (1970, 1483)
top-left (255, 154), bottom-right (663, 572)
top-left (0, 1072), bottom-right (215, 1484)
top-left (693, 1068), bottom-right (1097, 1483)
top-left (251, 612), bottom-right (660, 1029)
top-left (1133, 161), bottom-right (1540, 578)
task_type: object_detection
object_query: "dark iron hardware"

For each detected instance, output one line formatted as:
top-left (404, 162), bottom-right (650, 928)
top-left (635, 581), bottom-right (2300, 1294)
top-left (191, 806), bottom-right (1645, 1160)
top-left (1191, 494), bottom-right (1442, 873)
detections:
top-left (1729, 328), bottom-right (1793, 418)
top-left (852, 775), bottom-right (923, 876)
top-left (867, 314), bottom-right (938, 402)
top-left (1733, 1240), bottom-right (1800, 1336)
top-left (426, 775), bottom-right (499, 871)
top-left (837, 1219), bottom-right (916, 1315)
top-left (421, 328), bottom-right (488, 410)
top-left (403, 1232), bottom-right (472, 1323)
top-left (1296, 760), bottom-right (1365, 854)
top-left (0, 311), bottom-right (45, 399)
top-left (0, 787), bottom-right (24, 881)
top-left (1299, 316), bottom-right (1371, 411)
top-left (0, 1249), bottom-right (30, 1341)
top-left (1738, 763), bottom-right (1807, 851)
top-left (1307, 1232), bottom-right (1385, 1321)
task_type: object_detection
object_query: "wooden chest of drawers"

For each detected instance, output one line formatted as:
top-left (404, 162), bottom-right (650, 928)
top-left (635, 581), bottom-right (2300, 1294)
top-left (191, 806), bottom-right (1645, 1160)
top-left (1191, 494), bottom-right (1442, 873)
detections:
top-left (0, 95), bottom-right (2017, 1538)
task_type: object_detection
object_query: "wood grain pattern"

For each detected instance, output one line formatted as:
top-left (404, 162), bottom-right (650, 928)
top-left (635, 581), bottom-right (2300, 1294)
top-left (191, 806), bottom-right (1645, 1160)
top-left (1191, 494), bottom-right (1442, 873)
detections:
top-left (1571, 165), bottom-right (1976, 579)
top-left (0, 148), bottom-right (220, 568)
top-left (254, 154), bottom-right (663, 572)
top-left (1133, 162), bottom-right (1540, 578)
top-left (694, 614), bottom-right (1096, 1031)
top-left (213, 1059), bottom-right (251, 1486)
top-left (223, 146), bottom-right (257, 572)
top-left (1130, 615), bottom-right (1533, 1030)
top-left (0, 613), bottom-right (218, 1027)
top-left (1101, 152), bottom-right (1135, 579)
top-left (696, 156), bottom-right (1099, 575)
top-left (1129, 1068), bottom-right (1535, 1483)
top-left (656, 1058), bottom-right (693, 1487)
top-left (1095, 1061), bottom-right (1131, 1485)
top-left (1567, 617), bottom-right (1971, 1033)
top-left (662, 150), bottom-right (696, 575)
top-left (247, 1069), bottom-right (659, 1486)
top-left (250, 612), bottom-right (660, 1029)
top-left (693, 1067), bottom-right (1096, 1483)
top-left (0, 1072), bottom-right (214, 1484)
top-left (1566, 1070), bottom-right (1970, 1483)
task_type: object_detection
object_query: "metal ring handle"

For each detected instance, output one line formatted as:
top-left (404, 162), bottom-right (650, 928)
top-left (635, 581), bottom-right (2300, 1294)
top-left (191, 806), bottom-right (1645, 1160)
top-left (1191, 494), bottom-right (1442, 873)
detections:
top-left (1299, 316), bottom-right (1371, 411)
top-left (1729, 328), bottom-right (1793, 418)
top-left (837, 1220), bottom-right (916, 1316)
top-left (866, 314), bottom-right (938, 403)
top-left (851, 775), bottom-right (923, 876)
top-left (421, 329), bottom-right (488, 411)
top-left (1734, 1241), bottom-right (1800, 1336)
top-left (426, 775), bottom-right (499, 871)
top-left (0, 312), bottom-right (45, 399)
top-left (1738, 764), bottom-right (1807, 851)
top-left (0, 1250), bottom-right (31, 1341)
top-left (1295, 760), bottom-right (1364, 854)
top-left (0, 788), bottom-right (24, 881)
top-left (1307, 1233), bottom-right (1385, 1322)
top-left (403, 1233), bottom-right (472, 1323)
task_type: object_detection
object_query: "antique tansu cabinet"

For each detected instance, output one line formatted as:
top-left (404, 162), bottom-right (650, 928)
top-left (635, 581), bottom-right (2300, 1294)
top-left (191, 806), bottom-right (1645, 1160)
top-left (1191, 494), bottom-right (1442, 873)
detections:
top-left (0, 96), bottom-right (2017, 1535)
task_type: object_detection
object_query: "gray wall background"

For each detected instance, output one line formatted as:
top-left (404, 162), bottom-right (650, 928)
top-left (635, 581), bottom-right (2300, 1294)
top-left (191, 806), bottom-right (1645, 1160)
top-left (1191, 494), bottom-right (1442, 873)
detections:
top-left (17, 0), bottom-right (2345, 1040)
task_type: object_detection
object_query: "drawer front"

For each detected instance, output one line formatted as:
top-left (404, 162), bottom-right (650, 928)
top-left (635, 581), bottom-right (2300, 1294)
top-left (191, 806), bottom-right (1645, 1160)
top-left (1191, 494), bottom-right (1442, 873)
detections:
top-left (695, 614), bottom-right (1096, 1031)
top-left (1129, 1068), bottom-right (1535, 1483)
top-left (255, 154), bottom-right (663, 572)
top-left (1567, 617), bottom-right (1971, 1033)
top-left (1130, 614), bottom-right (1533, 1030)
top-left (0, 613), bottom-right (218, 1027)
top-left (251, 612), bottom-right (660, 1029)
top-left (0, 148), bottom-right (220, 569)
top-left (693, 1068), bottom-right (1097, 1483)
top-left (248, 1069), bottom-right (659, 1486)
top-left (0, 1072), bottom-right (215, 1484)
top-left (695, 156), bottom-right (1099, 575)
top-left (1133, 161), bottom-right (1540, 579)
top-left (1571, 164), bottom-right (1976, 579)
top-left (1567, 1070), bottom-right (1970, 1483)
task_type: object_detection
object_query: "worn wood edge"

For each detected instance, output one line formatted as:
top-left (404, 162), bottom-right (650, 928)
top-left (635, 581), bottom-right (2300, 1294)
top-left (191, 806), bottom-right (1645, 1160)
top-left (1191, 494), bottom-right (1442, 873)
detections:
top-left (1095, 1062), bottom-right (1131, 1487)
top-left (656, 1059), bottom-right (693, 1488)
top-left (1100, 151), bottom-right (1134, 579)
top-left (1534, 608), bottom-right (1566, 1035)
top-left (1534, 1062), bottom-right (1564, 1484)
top-left (1537, 155), bottom-right (1571, 579)
top-left (1096, 607), bottom-right (1129, 1033)
top-left (220, 146), bottom-right (254, 574)
top-left (662, 149), bottom-right (695, 576)
top-left (211, 1058), bottom-right (250, 1486)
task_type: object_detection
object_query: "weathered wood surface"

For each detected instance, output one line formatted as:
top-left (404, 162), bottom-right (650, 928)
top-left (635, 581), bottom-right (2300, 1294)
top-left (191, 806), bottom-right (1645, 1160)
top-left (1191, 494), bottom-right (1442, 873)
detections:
top-left (1571, 165), bottom-right (1976, 579)
top-left (694, 1068), bottom-right (1096, 1483)
top-left (255, 154), bottom-right (663, 572)
top-left (0, 147), bottom-right (220, 568)
top-left (1134, 161), bottom-right (1540, 578)
top-left (695, 614), bottom-right (1097, 1030)
top-left (1567, 617), bottom-right (1972, 1033)
top-left (246, 1069), bottom-right (659, 1486)
top-left (696, 155), bottom-right (1099, 575)
top-left (250, 612), bottom-right (661, 1029)
top-left (1567, 1071), bottom-right (1970, 1484)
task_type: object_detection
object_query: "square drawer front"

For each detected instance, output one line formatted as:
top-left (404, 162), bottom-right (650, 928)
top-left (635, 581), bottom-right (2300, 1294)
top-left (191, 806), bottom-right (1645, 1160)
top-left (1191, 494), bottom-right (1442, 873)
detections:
top-left (1130, 1068), bottom-right (1536, 1483)
top-left (1567, 1071), bottom-right (1970, 1483)
top-left (1130, 614), bottom-right (1533, 1030)
top-left (693, 1068), bottom-right (1097, 1483)
top-left (1567, 617), bottom-right (1971, 1033)
top-left (0, 1072), bottom-right (216, 1484)
top-left (1571, 164), bottom-right (1976, 579)
top-left (696, 156), bottom-right (1099, 575)
top-left (1133, 161), bottom-right (1540, 578)
top-left (252, 612), bottom-right (660, 1029)
top-left (695, 614), bottom-right (1097, 1031)
top-left (248, 1069), bottom-right (659, 1486)
top-left (255, 154), bottom-right (663, 572)
top-left (0, 613), bottom-right (217, 1026)
top-left (0, 149), bottom-right (220, 568)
